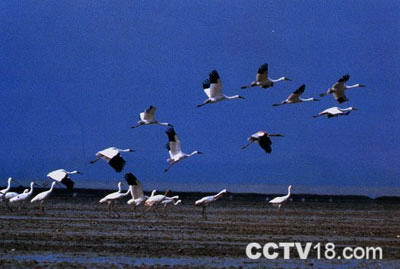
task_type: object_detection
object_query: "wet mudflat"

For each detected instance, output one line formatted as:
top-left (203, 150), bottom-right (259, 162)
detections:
top-left (0, 197), bottom-right (399, 268)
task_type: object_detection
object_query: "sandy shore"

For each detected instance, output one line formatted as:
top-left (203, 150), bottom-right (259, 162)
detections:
top-left (0, 196), bottom-right (399, 268)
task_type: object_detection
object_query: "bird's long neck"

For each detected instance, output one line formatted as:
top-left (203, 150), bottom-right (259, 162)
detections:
top-left (188, 151), bottom-right (199, 157)
top-left (66, 170), bottom-right (79, 175)
top-left (2, 178), bottom-right (12, 193)
top-left (341, 107), bottom-right (353, 112)
top-left (118, 149), bottom-right (131, 152)
top-left (214, 190), bottom-right (226, 200)
top-left (270, 77), bottom-right (286, 83)
top-left (345, 84), bottom-right (361, 89)
top-left (285, 187), bottom-right (291, 199)
top-left (49, 182), bottom-right (56, 192)
top-left (300, 97), bottom-right (315, 102)
top-left (157, 122), bottom-right (170, 126)
top-left (28, 184), bottom-right (34, 194)
top-left (225, 95), bottom-right (241, 100)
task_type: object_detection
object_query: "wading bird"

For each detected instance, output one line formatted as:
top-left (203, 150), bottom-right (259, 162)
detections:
top-left (320, 74), bottom-right (365, 103)
top-left (131, 105), bottom-right (173, 128)
top-left (164, 128), bottom-right (202, 172)
top-left (47, 169), bottom-right (81, 191)
top-left (269, 185), bottom-right (293, 209)
top-left (10, 182), bottom-right (35, 209)
top-left (90, 147), bottom-right (134, 172)
top-left (241, 63), bottom-right (291, 89)
top-left (195, 189), bottom-right (228, 220)
top-left (125, 173), bottom-right (149, 216)
top-left (313, 107), bottom-right (358, 118)
top-left (241, 131), bottom-right (283, 154)
top-left (197, 70), bottom-right (245, 107)
top-left (144, 190), bottom-right (179, 216)
top-left (272, 84), bottom-right (319, 106)
top-left (31, 181), bottom-right (56, 213)
top-left (99, 182), bottom-right (130, 218)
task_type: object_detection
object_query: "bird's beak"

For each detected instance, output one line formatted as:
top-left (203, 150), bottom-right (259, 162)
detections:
top-left (197, 151), bottom-right (204, 154)
top-left (359, 84), bottom-right (366, 87)
top-left (353, 108), bottom-right (359, 110)
top-left (129, 149), bottom-right (135, 152)
top-left (285, 78), bottom-right (292, 81)
top-left (78, 171), bottom-right (83, 175)
top-left (239, 96), bottom-right (246, 99)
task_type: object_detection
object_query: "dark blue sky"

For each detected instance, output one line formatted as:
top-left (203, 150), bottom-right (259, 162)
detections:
top-left (1, 1), bottom-right (399, 196)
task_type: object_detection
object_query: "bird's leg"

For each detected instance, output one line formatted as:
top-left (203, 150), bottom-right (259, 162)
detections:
top-left (90, 157), bottom-right (100, 164)
top-left (132, 206), bottom-right (137, 217)
top-left (272, 103), bottom-right (283, 107)
top-left (40, 201), bottom-right (45, 214)
top-left (107, 202), bottom-right (112, 217)
top-left (6, 201), bottom-right (13, 212)
top-left (203, 206), bottom-right (208, 220)
top-left (154, 206), bottom-right (160, 217)
top-left (164, 164), bottom-right (174, 173)
top-left (114, 203), bottom-right (120, 218)
top-left (312, 114), bottom-right (322, 118)
top-left (143, 206), bottom-right (152, 217)
top-left (241, 142), bottom-right (253, 150)
top-left (196, 100), bottom-right (211, 108)
top-left (201, 206), bottom-right (206, 220)
top-left (131, 122), bottom-right (144, 129)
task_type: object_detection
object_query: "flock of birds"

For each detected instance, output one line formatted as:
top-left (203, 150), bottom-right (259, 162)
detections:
top-left (0, 63), bottom-right (366, 219)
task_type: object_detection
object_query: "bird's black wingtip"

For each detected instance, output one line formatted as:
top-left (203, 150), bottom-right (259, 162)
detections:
top-left (124, 172), bottom-right (138, 186)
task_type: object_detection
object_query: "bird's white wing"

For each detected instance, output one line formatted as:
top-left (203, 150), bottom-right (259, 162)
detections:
top-left (168, 139), bottom-right (183, 158)
top-left (140, 106), bottom-right (156, 121)
top-left (47, 169), bottom-right (67, 182)
top-left (324, 107), bottom-right (342, 115)
top-left (256, 63), bottom-right (268, 82)
top-left (331, 83), bottom-right (346, 101)
top-left (31, 191), bottom-right (47, 202)
top-left (208, 70), bottom-right (223, 98)
top-left (131, 182), bottom-right (144, 200)
top-left (269, 196), bottom-right (285, 204)
top-left (287, 84), bottom-right (305, 102)
top-left (166, 128), bottom-right (183, 158)
top-left (97, 147), bottom-right (119, 159)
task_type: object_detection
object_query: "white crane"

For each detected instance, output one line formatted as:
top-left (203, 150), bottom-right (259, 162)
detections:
top-left (31, 181), bottom-right (56, 213)
top-left (131, 105), bottom-right (173, 128)
top-left (47, 169), bottom-right (81, 191)
top-left (197, 70), bottom-right (245, 107)
top-left (241, 131), bottom-right (283, 154)
top-left (90, 147), bottom-right (134, 172)
top-left (144, 190), bottom-right (179, 216)
top-left (99, 182), bottom-right (130, 218)
top-left (313, 106), bottom-right (358, 118)
top-left (9, 182), bottom-right (35, 209)
top-left (269, 185), bottom-right (293, 209)
top-left (272, 84), bottom-right (319, 106)
top-left (164, 127), bottom-right (202, 172)
top-left (320, 74), bottom-right (365, 103)
top-left (195, 189), bottom-right (228, 220)
top-left (241, 63), bottom-right (291, 89)
top-left (124, 172), bottom-right (151, 216)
